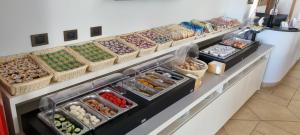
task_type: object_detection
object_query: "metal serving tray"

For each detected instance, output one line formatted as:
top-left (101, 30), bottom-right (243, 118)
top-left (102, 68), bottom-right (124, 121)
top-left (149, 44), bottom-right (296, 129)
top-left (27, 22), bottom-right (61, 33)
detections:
top-left (152, 67), bottom-right (185, 81)
top-left (199, 44), bottom-right (240, 60)
top-left (80, 94), bottom-right (123, 119)
top-left (61, 101), bottom-right (108, 129)
top-left (119, 79), bottom-right (158, 97)
top-left (38, 109), bottom-right (89, 135)
top-left (96, 88), bottom-right (138, 111)
top-left (220, 37), bottom-right (254, 49)
top-left (140, 75), bottom-right (173, 88)
top-left (122, 67), bottom-right (189, 101)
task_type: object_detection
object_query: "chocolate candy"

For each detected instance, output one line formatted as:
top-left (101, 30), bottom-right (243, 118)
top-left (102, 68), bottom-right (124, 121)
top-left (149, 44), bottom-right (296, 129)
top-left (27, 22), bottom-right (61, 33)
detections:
top-left (120, 34), bottom-right (156, 49)
top-left (138, 30), bottom-right (171, 44)
top-left (0, 56), bottom-right (49, 84)
top-left (98, 39), bottom-right (135, 55)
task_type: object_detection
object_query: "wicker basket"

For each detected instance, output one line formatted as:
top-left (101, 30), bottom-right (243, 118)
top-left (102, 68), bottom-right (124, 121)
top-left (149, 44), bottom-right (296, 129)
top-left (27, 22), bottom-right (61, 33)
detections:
top-left (173, 59), bottom-right (208, 79)
top-left (32, 47), bottom-right (88, 82)
top-left (66, 41), bottom-right (117, 72)
top-left (94, 36), bottom-right (139, 63)
top-left (172, 36), bottom-right (196, 47)
top-left (0, 54), bottom-right (53, 96)
top-left (117, 33), bottom-right (158, 57)
top-left (136, 30), bottom-right (173, 51)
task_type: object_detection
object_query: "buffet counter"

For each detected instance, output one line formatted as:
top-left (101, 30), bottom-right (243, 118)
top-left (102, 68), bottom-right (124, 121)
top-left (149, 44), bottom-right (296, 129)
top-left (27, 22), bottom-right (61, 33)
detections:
top-left (21, 45), bottom-right (272, 135)
top-left (128, 44), bottom-right (272, 135)
top-left (256, 29), bottom-right (300, 86)
top-left (1, 27), bottom-right (239, 135)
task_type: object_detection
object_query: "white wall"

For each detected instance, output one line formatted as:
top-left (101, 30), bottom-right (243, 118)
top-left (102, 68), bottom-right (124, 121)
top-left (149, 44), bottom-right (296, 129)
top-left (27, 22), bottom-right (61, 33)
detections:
top-left (294, 1), bottom-right (300, 18)
top-left (277, 0), bottom-right (300, 18)
top-left (278, 0), bottom-right (293, 14)
top-left (0, 0), bottom-right (250, 57)
top-left (220, 0), bottom-right (250, 21)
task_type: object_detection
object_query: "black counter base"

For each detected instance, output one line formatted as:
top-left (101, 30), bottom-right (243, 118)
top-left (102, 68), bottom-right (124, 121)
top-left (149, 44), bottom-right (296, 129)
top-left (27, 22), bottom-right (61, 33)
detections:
top-left (22, 78), bottom-right (195, 135)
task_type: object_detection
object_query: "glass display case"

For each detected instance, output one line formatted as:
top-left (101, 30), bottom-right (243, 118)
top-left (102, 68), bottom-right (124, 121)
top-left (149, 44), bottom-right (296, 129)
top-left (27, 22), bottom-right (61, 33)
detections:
top-left (37, 73), bottom-right (137, 135)
top-left (24, 54), bottom-right (196, 135)
top-left (120, 55), bottom-right (189, 101)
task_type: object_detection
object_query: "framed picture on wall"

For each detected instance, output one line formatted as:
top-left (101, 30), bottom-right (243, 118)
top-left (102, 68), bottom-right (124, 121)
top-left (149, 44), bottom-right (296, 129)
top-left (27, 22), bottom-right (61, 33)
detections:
top-left (248, 0), bottom-right (254, 4)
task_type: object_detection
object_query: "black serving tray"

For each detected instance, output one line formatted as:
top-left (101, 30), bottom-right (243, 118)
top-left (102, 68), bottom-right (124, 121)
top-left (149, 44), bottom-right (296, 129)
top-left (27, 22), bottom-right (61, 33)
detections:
top-left (22, 72), bottom-right (195, 135)
top-left (198, 41), bottom-right (260, 70)
top-left (219, 37), bottom-right (254, 49)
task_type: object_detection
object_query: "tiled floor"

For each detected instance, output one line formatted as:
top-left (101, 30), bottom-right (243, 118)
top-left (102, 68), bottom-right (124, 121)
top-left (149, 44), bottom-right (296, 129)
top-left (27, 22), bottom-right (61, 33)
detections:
top-left (216, 62), bottom-right (300, 135)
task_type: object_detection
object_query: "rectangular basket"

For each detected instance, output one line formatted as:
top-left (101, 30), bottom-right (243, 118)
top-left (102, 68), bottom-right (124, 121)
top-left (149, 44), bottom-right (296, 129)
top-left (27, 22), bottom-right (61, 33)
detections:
top-left (117, 33), bottom-right (158, 57)
top-left (172, 59), bottom-right (208, 79)
top-left (153, 25), bottom-right (195, 47)
top-left (172, 36), bottom-right (196, 47)
top-left (66, 41), bottom-right (117, 72)
top-left (32, 47), bottom-right (88, 82)
top-left (94, 36), bottom-right (139, 64)
top-left (135, 30), bottom-right (173, 51)
top-left (0, 54), bottom-right (53, 96)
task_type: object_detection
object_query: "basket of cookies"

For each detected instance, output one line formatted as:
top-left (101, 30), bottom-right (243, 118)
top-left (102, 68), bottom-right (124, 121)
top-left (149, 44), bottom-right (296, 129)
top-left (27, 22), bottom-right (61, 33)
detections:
top-left (118, 33), bottom-right (157, 57)
top-left (0, 54), bottom-right (53, 96)
top-left (136, 30), bottom-right (173, 51)
top-left (173, 57), bottom-right (208, 79)
top-left (154, 24), bottom-right (195, 47)
top-left (95, 36), bottom-right (139, 63)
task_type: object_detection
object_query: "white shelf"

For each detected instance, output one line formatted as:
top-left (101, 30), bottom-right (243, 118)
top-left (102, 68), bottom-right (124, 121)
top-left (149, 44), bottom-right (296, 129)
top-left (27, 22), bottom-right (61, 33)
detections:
top-left (1, 27), bottom-right (238, 135)
top-left (4, 27), bottom-right (238, 104)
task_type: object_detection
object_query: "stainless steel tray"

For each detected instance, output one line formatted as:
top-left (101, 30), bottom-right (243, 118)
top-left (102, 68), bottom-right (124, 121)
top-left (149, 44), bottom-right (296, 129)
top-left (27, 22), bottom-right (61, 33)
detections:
top-left (122, 67), bottom-right (189, 101)
top-left (38, 109), bottom-right (89, 135)
top-left (61, 101), bottom-right (108, 129)
top-left (96, 88), bottom-right (138, 111)
top-left (152, 67), bottom-right (186, 82)
top-left (143, 72), bottom-right (178, 89)
top-left (80, 94), bottom-right (123, 119)
top-left (119, 80), bottom-right (158, 97)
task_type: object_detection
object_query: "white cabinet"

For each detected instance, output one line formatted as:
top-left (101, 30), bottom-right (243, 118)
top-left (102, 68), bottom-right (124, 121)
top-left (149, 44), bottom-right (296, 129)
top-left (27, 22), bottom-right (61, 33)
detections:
top-left (171, 58), bottom-right (267, 135)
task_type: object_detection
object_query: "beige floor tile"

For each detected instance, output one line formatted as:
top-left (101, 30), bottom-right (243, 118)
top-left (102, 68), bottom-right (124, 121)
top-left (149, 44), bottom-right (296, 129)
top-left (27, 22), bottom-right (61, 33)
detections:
top-left (247, 98), bottom-right (298, 121)
top-left (216, 63), bottom-right (300, 135)
top-left (292, 88), bottom-right (300, 101)
top-left (257, 87), bottom-right (274, 95)
top-left (280, 76), bottom-right (300, 89)
top-left (287, 70), bottom-right (300, 79)
top-left (231, 105), bottom-right (259, 120)
top-left (292, 62), bottom-right (300, 71)
top-left (224, 120), bottom-right (258, 135)
top-left (252, 92), bottom-right (290, 106)
top-left (267, 121), bottom-right (300, 135)
top-left (288, 100), bottom-right (300, 119)
top-left (271, 85), bottom-right (297, 100)
top-left (251, 131), bottom-right (264, 135)
top-left (254, 122), bottom-right (292, 135)
top-left (215, 127), bottom-right (228, 135)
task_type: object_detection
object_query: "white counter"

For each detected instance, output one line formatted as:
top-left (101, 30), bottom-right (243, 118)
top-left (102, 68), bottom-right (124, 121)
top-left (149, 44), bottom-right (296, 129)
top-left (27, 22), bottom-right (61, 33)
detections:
top-left (128, 45), bottom-right (272, 135)
top-left (256, 29), bottom-right (300, 86)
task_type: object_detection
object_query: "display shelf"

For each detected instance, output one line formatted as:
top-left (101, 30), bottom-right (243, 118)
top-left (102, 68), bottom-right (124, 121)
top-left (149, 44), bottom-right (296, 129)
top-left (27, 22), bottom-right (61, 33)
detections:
top-left (0, 26), bottom-right (238, 135)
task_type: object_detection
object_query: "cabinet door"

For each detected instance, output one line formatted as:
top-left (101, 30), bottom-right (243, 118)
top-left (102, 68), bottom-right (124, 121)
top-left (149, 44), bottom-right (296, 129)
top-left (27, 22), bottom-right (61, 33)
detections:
top-left (172, 77), bottom-right (247, 135)
top-left (245, 58), bottom-right (267, 93)
top-left (172, 59), bottom-right (267, 135)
